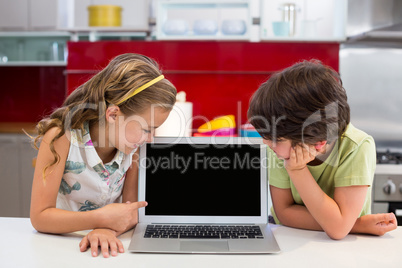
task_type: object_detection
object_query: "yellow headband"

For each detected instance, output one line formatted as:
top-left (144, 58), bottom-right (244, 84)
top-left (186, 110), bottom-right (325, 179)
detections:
top-left (116, 75), bottom-right (165, 105)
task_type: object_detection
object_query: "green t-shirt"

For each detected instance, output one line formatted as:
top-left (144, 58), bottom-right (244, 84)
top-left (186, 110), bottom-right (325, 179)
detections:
top-left (269, 123), bottom-right (376, 224)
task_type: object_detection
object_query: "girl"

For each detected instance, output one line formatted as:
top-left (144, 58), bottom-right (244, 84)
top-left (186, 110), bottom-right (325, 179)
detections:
top-left (248, 60), bottom-right (397, 239)
top-left (30, 53), bottom-right (177, 257)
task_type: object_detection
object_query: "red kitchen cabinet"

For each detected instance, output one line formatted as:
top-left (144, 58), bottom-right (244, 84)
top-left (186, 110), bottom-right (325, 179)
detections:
top-left (0, 41), bottom-right (339, 126)
top-left (0, 66), bottom-right (66, 123)
top-left (67, 41), bottom-right (339, 129)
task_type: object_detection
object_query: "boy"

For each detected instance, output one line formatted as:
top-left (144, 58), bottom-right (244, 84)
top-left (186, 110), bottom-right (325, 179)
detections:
top-left (248, 60), bottom-right (397, 239)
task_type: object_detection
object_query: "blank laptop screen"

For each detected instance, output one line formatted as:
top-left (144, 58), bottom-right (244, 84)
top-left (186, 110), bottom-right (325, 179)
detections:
top-left (144, 143), bottom-right (261, 217)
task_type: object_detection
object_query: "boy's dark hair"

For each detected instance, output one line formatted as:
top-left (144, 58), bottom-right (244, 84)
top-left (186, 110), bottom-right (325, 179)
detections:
top-left (248, 59), bottom-right (350, 145)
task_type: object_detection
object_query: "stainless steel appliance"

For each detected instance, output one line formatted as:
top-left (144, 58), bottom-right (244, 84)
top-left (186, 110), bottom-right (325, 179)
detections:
top-left (341, 47), bottom-right (402, 225)
top-left (373, 159), bottom-right (402, 225)
top-left (341, 0), bottom-right (402, 225)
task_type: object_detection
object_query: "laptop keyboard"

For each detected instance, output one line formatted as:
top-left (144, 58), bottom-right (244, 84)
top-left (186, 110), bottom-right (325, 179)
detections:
top-left (144, 225), bottom-right (264, 239)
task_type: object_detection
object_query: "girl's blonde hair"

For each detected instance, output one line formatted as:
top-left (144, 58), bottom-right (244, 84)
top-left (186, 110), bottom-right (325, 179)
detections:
top-left (34, 53), bottom-right (177, 178)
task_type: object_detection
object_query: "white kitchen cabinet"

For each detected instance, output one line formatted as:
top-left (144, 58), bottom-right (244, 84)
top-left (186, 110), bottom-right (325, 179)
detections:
top-left (30, 0), bottom-right (58, 30)
top-left (0, 0), bottom-right (29, 30)
top-left (0, 0), bottom-right (58, 30)
top-left (0, 0), bottom-right (150, 31)
top-left (59, 0), bottom-right (150, 31)
top-left (156, 0), bottom-right (252, 40)
top-left (0, 134), bottom-right (37, 217)
top-left (0, 0), bottom-right (59, 30)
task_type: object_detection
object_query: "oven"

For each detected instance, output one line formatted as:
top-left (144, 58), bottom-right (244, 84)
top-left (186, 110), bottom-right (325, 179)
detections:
top-left (372, 151), bottom-right (402, 226)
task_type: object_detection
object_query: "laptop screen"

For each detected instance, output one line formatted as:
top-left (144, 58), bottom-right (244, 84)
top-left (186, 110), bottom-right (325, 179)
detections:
top-left (143, 142), bottom-right (262, 217)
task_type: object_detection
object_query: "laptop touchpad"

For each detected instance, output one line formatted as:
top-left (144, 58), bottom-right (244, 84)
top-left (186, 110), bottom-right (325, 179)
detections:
top-left (180, 241), bottom-right (229, 252)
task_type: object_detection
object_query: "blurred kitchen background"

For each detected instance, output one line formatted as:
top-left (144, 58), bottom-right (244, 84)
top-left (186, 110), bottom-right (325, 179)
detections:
top-left (1, 0), bottom-right (402, 222)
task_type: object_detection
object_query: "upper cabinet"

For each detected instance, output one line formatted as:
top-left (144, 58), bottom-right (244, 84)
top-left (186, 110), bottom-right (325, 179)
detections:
top-left (0, 0), bottom-right (350, 43)
top-left (0, 0), bottom-right (29, 30)
top-left (260, 0), bottom-right (347, 42)
top-left (0, 0), bottom-right (150, 65)
top-left (156, 0), bottom-right (252, 40)
top-left (155, 0), bottom-right (347, 41)
top-left (30, 0), bottom-right (58, 30)
top-left (0, 0), bottom-right (61, 31)
top-left (0, 0), bottom-right (150, 32)
top-left (58, 0), bottom-right (149, 32)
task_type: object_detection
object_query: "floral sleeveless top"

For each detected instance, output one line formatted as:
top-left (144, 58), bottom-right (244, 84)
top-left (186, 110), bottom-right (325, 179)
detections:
top-left (56, 122), bottom-right (135, 212)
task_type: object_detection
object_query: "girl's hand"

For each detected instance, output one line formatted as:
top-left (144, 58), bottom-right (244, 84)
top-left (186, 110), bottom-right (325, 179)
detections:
top-left (285, 144), bottom-right (317, 172)
top-left (352, 213), bottom-right (398, 236)
top-left (96, 201), bottom-right (147, 233)
top-left (79, 229), bottom-right (123, 258)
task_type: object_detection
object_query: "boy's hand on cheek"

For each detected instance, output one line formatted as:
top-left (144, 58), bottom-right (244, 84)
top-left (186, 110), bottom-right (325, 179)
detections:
top-left (285, 144), bottom-right (317, 172)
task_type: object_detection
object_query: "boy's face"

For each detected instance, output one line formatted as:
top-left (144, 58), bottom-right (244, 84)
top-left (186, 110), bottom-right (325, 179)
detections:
top-left (263, 138), bottom-right (293, 160)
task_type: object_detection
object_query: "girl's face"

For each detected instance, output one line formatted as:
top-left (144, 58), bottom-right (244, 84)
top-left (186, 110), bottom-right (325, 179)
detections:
top-left (112, 107), bottom-right (170, 155)
top-left (263, 138), bottom-right (293, 160)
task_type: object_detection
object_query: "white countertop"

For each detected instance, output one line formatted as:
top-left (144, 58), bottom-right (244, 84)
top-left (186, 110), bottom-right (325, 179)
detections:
top-left (1, 217), bottom-right (401, 268)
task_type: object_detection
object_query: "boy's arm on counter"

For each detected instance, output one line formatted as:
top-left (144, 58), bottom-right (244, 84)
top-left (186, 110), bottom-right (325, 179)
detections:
top-left (271, 185), bottom-right (397, 238)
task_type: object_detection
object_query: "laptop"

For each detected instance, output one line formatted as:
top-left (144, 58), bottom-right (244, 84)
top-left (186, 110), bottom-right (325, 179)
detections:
top-left (128, 136), bottom-right (280, 254)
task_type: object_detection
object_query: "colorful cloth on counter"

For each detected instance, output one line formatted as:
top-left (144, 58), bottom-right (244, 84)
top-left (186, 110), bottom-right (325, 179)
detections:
top-left (56, 122), bottom-right (135, 212)
top-left (268, 123), bottom-right (376, 224)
